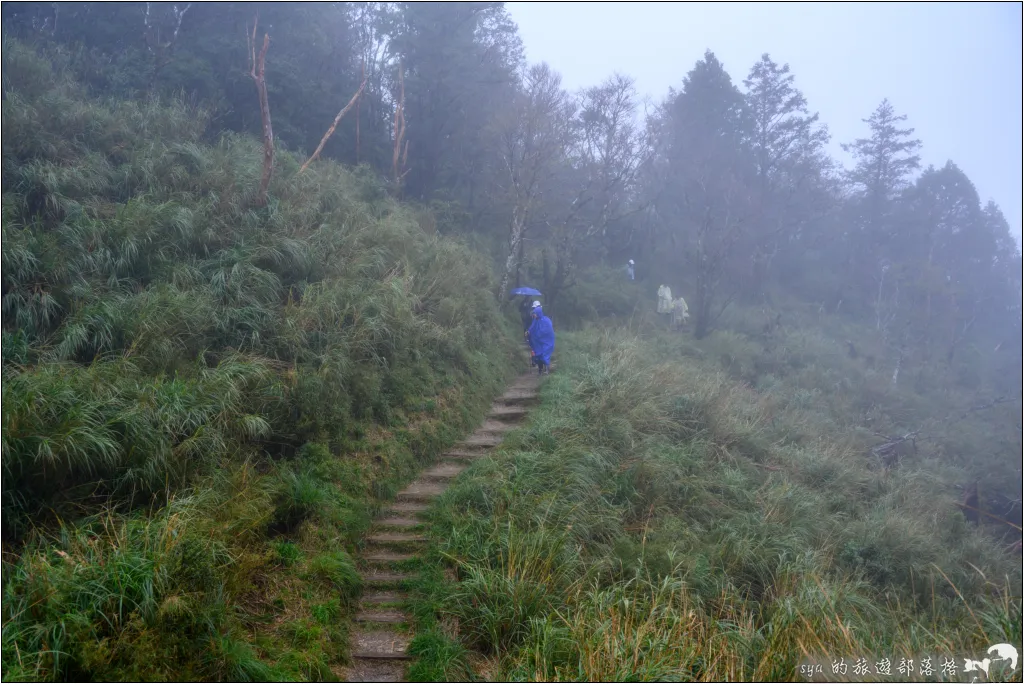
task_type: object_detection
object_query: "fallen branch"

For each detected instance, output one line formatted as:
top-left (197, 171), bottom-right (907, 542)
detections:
top-left (870, 430), bottom-right (919, 469)
top-left (300, 78), bottom-right (368, 173)
top-left (959, 396), bottom-right (1014, 419)
top-left (954, 501), bottom-right (1023, 532)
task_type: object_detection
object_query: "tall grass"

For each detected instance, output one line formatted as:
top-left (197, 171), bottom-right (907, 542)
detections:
top-left (418, 329), bottom-right (1022, 681)
top-left (1, 41), bottom-right (520, 680)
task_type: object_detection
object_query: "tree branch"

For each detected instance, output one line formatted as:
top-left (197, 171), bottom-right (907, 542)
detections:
top-left (300, 78), bottom-right (368, 173)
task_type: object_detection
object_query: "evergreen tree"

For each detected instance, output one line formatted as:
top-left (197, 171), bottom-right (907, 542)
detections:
top-left (656, 50), bottom-right (755, 338)
top-left (743, 53), bottom-right (831, 292)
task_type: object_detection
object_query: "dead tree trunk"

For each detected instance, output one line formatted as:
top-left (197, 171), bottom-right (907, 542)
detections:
top-left (392, 62), bottom-right (409, 190)
top-left (498, 205), bottom-right (527, 300)
top-left (300, 78), bottom-right (367, 173)
top-left (247, 16), bottom-right (274, 207)
top-left (515, 238), bottom-right (527, 289)
top-left (356, 59), bottom-right (364, 165)
top-left (891, 345), bottom-right (904, 387)
top-left (958, 480), bottom-right (981, 525)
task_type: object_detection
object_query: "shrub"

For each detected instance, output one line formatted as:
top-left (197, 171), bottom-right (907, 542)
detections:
top-left (307, 551), bottom-right (362, 600)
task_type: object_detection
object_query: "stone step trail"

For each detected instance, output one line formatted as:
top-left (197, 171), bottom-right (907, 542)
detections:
top-left (342, 370), bottom-right (540, 682)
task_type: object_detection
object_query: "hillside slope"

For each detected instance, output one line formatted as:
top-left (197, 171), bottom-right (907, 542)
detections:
top-left (1, 42), bottom-right (520, 681)
top-left (414, 329), bottom-right (1022, 681)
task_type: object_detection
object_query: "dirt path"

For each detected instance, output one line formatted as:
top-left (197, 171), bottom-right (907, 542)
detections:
top-left (342, 371), bottom-right (541, 683)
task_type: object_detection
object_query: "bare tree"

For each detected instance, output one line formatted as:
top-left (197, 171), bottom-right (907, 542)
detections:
top-left (352, 3), bottom-right (398, 167)
top-left (542, 74), bottom-right (649, 303)
top-left (392, 62), bottom-right (409, 189)
top-left (494, 63), bottom-right (574, 300)
top-left (247, 14), bottom-right (274, 207)
top-left (143, 2), bottom-right (191, 89)
top-left (356, 59), bottom-right (365, 164)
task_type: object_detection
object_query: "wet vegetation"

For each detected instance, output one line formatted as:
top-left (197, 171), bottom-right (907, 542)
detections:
top-left (413, 328), bottom-right (1021, 680)
top-left (1, 3), bottom-right (1021, 681)
top-left (2, 42), bottom-right (518, 680)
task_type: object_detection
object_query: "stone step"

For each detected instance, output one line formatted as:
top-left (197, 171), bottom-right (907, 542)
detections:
top-left (500, 389), bottom-right (539, 405)
top-left (476, 419), bottom-right (516, 434)
top-left (351, 652), bottom-right (413, 661)
top-left (352, 630), bottom-right (411, 652)
top-left (362, 571), bottom-right (417, 586)
top-left (421, 462), bottom-right (466, 480)
top-left (365, 532), bottom-right (427, 546)
top-left (460, 434), bottom-right (503, 448)
top-left (344, 666), bottom-right (404, 684)
top-left (360, 591), bottom-right (407, 605)
top-left (488, 405), bottom-right (528, 420)
top-left (395, 481), bottom-right (448, 502)
top-left (374, 517), bottom-right (423, 530)
top-left (444, 450), bottom-right (484, 461)
top-left (386, 501), bottom-right (429, 515)
top-left (355, 610), bottom-right (408, 624)
top-left (513, 372), bottom-right (543, 383)
top-left (362, 550), bottom-right (418, 564)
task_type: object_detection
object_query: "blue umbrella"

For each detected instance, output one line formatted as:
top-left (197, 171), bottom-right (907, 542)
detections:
top-left (510, 287), bottom-right (542, 296)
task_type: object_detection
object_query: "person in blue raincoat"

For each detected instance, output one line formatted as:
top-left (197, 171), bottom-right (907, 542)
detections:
top-left (526, 301), bottom-right (555, 375)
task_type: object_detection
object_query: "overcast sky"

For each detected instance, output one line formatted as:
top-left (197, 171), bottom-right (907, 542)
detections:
top-left (506, 2), bottom-right (1023, 243)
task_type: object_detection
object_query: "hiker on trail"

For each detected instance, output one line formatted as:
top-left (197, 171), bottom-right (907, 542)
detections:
top-left (671, 297), bottom-right (689, 330)
top-left (526, 301), bottom-right (555, 375)
top-left (626, 259), bottom-right (635, 281)
top-left (519, 297), bottom-right (535, 333)
top-left (657, 284), bottom-right (673, 314)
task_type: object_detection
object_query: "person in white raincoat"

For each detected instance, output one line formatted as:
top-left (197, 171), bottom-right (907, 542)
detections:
top-left (671, 297), bottom-right (689, 329)
top-left (657, 285), bottom-right (673, 314)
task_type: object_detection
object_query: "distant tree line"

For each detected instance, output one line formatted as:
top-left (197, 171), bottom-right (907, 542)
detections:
top-left (4, 1), bottom-right (1021, 383)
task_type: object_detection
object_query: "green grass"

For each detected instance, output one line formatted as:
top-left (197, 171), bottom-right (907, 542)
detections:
top-left (413, 328), bottom-right (1022, 681)
top-left (4, 37), bottom-right (1020, 683)
top-left (1, 41), bottom-right (522, 681)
